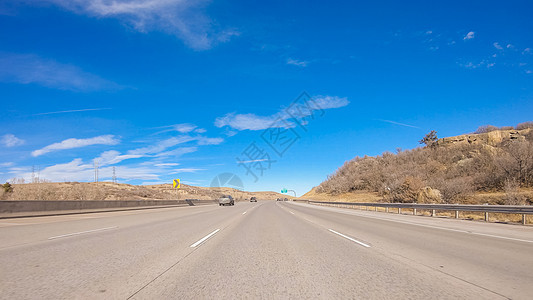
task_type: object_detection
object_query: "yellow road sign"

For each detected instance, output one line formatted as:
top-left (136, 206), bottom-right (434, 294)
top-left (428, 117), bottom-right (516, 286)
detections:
top-left (173, 179), bottom-right (180, 188)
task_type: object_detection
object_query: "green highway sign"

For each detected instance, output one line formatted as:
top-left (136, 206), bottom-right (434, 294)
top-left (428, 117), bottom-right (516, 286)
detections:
top-left (281, 188), bottom-right (287, 193)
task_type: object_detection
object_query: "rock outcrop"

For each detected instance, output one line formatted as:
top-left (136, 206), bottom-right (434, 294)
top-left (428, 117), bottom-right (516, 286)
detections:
top-left (436, 128), bottom-right (530, 147)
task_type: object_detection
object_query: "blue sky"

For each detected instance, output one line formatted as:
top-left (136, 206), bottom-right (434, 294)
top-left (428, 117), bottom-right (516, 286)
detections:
top-left (0, 0), bottom-right (532, 196)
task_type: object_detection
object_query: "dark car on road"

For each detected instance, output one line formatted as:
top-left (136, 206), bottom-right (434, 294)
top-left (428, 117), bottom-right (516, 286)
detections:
top-left (250, 197), bottom-right (257, 202)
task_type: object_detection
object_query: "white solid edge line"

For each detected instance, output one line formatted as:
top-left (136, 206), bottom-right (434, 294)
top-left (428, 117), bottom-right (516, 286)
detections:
top-left (328, 229), bottom-right (371, 248)
top-left (190, 229), bottom-right (220, 248)
top-left (48, 226), bottom-right (118, 240)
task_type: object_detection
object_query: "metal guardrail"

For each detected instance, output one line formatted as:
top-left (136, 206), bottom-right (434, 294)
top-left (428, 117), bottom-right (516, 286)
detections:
top-left (294, 200), bottom-right (533, 225)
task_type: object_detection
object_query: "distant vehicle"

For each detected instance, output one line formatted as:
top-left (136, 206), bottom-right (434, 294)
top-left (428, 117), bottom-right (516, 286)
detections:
top-left (276, 198), bottom-right (282, 201)
top-left (284, 198), bottom-right (288, 201)
top-left (218, 195), bottom-right (234, 206)
top-left (250, 197), bottom-right (257, 202)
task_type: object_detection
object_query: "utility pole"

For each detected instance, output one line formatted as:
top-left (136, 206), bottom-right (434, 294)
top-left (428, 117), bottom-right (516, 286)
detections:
top-left (112, 167), bottom-right (116, 184)
top-left (94, 160), bottom-right (99, 183)
top-left (32, 165), bottom-right (35, 183)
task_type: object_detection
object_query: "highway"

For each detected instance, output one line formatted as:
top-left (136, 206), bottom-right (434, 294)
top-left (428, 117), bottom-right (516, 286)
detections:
top-left (1, 201), bottom-right (532, 299)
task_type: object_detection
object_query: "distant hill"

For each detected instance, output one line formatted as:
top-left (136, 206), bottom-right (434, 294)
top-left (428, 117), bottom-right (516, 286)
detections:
top-left (1, 181), bottom-right (288, 201)
top-left (305, 123), bottom-right (533, 205)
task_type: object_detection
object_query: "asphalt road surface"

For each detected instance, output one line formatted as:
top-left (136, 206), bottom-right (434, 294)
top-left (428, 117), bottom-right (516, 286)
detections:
top-left (1, 201), bottom-right (532, 299)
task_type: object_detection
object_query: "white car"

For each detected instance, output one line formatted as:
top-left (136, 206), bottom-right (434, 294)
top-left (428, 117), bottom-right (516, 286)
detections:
top-left (218, 195), bottom-right (234, 206)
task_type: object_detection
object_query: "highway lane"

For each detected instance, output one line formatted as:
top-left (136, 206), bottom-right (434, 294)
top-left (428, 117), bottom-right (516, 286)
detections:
top-left (0, 202), bottom-right (258, 299)
top-left (283, 201), bottom-right (533, 299)
top-left (1, 200), bottom-right (532, 299)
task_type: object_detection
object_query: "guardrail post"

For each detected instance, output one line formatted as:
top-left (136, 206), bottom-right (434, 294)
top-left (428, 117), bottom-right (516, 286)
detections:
top-left (431, 209), bottom-right (435, 217)
top-left (386, 207), bottom-right (389, 213)
top-left (455, 211), bottom-right (459, 219)
top-left (523, 214), bottom-right (527, 225)
top-left (413, 208), bottom-right (417, 215)
top-left (485, 212), bottom-right (489, 222)
top-left (398, 208), bottom-right (401, 214)
top-left (375, 206), bottom-right (377, 211)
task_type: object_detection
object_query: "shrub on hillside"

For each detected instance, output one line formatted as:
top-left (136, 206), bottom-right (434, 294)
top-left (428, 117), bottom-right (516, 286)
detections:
top-left (385, 176), bottom-right (424, 203)
top-left (497, 140), bottom-right (533, 187)
top-left (504, 179), bottom-right (526, 205)
top-left (475, 125), bottom-right (499, 134)
top-left (516, 121), bottom-right (533, 130)
top-left (2, 182), bottom-right (13, 193)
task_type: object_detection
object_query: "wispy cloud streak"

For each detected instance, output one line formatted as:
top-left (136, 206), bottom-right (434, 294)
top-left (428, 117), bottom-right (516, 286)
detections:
top-left (0, 53), bottom-right (120, 91)
top-left (376, 119), bottom-right (420, 129)
top-left (33, 108), bottom-right (111, 116)
top-left (32, 135), bottom-right (120, 157)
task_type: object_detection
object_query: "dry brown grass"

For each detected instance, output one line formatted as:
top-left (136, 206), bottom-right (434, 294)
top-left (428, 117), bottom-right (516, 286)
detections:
top-left (3, 182), bottom-right (288, 201)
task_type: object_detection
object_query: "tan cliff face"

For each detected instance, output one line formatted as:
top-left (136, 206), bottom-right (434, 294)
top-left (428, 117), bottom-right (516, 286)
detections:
top-left (436, 128), bottom-right (531, 146)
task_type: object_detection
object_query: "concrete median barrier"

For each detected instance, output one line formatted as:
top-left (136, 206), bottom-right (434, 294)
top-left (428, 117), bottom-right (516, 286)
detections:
top-left (0, 199), bottom-right (218, 219)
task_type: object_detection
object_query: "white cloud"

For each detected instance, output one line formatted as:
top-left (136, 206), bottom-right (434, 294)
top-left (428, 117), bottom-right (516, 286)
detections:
top-left (194, 128), bottom-right (207, 133)
top-left (493, 42), bottom-right (503, 50)
top-left (40, 0), bottom-right (237, 50)
top-left (460, 60), bottom-right (495, 70)
top-left (174, 123), bottom-right (197, 133)
top-left (425, 30), bottom-right (433, 35)
top-left (127, 136), bottom-right (195, 155)
top-left (215, 95), bottom-right (349, 131)
top-left (168, 168), bottom-right (204, 174)
top-left (154, 163), bottom-right (180, 167)
top-left (153, 123), bottom-right (199, 134)
top-left (287, 58), bottom-right (308, 67)
top-left (236, 158), bottom-right (269, 164)
top-left (214, 112), bottom-right (286, 131)
top-left (463, 31), bottom-right (475, 40)
top-left (125, 133), bottom-right (221, 158)
top-left (197, 137), bottom-right (224, 145)
top-left (0, 53), bottom-right (120, 91)
top-left (1, 134), bottom-right (25, 147)
top-left (32, 135), bottom-right (119, 157)
top-left (0, 162), bottom-right (14, 167)
top-left (94, 150), bottom-right (143, 166)
top-left (523, 48), bottom-right (532, 55)
top-left (155, 146), bottom-right (198, 157)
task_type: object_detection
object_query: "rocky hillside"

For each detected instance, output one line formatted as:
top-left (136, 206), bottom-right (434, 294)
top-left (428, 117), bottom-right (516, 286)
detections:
top-left (308, 123), bottom-right (533, 205)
